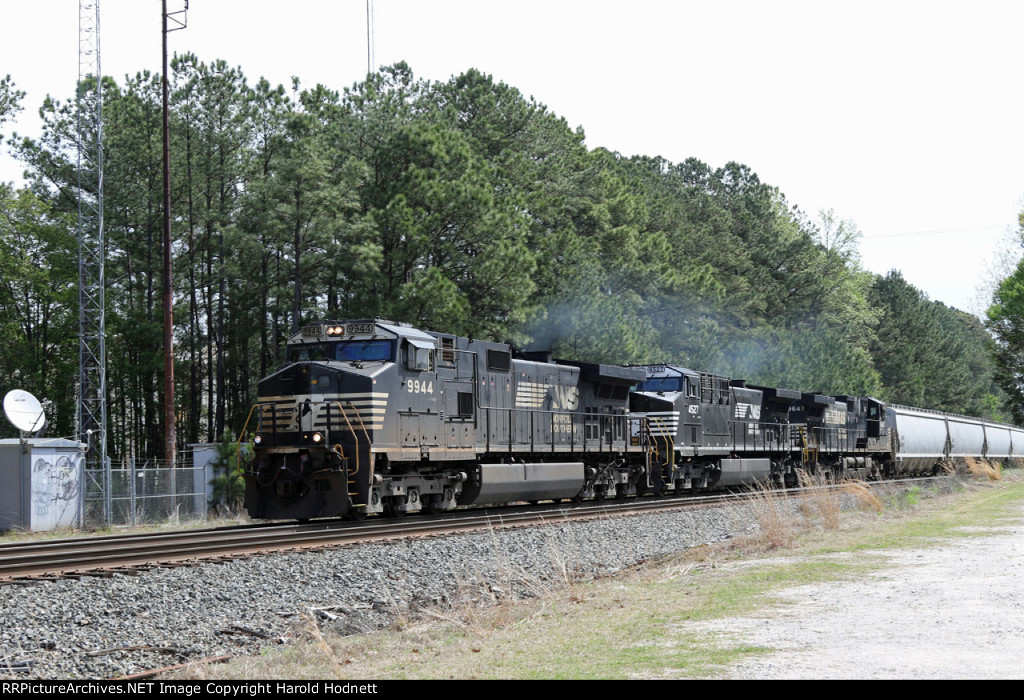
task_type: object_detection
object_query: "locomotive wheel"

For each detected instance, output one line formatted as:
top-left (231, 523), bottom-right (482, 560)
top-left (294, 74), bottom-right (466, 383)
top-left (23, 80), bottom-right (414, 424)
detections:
top-left (424, 494), bottom-right (445, 515)
top-left (384, 496), bottom-right (408, 518)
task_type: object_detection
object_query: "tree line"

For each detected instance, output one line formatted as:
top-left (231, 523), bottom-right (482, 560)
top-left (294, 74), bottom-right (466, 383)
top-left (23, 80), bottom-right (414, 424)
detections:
top-left (0, 62), bottom-right (1015, 455)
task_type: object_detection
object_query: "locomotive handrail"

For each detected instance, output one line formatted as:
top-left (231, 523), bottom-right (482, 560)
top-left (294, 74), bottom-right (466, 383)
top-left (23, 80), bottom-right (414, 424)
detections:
top-left (645, 416), bottom-right (674, 482)
top-left (647, 415), bottom-right (674, 466)
top-left (236, 403), bottom-right (260, 472)
top-left (331, 401), bottom-right (360, 478)
top-left (332, 402), bottom-right (371, 507)
top-left (727, 418), bottom-right (800, 453)
top-left (251, 400), bottom-right (286, 445)
top-left (719, 419), bottom-right (875, 456)
top-left (332, 443), bottom-right (346, 460)
top-left (803, 425), bottom-right (870, 453)
top-left (479, 403), bottom-right (639, 455)
top-left (799, 426), bottom-right (818, 465)
top-left (344, 400), bottom-right (373, 446)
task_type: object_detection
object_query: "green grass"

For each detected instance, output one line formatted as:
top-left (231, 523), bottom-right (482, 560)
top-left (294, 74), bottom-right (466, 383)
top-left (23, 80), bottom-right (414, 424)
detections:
top-left (173, 476), bottom-right (1024, 680)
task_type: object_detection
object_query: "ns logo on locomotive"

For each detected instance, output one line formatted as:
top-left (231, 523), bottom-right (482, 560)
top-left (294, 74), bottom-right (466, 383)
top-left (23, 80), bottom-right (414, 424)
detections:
top-left (244, 319), bottom-right (1024, 520)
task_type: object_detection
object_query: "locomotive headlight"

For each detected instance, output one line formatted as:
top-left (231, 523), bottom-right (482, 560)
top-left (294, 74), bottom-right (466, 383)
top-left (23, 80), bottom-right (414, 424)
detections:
top-left (253, 434), bottom-right (263, 445)
top-left (326, 325), bottom-right (344, 336)
top-left (312, 431), bottom-right (323, 443)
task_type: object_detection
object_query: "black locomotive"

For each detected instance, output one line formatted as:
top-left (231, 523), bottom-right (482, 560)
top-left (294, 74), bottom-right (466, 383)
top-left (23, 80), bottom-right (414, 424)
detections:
top-left (243, 319), bottom-right (1024, 520)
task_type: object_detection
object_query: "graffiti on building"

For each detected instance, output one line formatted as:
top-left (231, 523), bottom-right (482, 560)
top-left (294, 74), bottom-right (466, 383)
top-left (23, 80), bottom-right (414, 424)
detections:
top-left (31, 452), bottom-right (81, 528)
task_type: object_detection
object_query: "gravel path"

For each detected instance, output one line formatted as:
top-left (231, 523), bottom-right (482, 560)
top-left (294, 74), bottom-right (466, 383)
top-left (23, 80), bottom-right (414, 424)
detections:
top-left (708, 501), bottom-right (1024, 679)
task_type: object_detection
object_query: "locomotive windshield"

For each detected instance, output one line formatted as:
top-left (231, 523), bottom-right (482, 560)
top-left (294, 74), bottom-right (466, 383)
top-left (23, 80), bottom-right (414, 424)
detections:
top-left (638, 377), bottom-right (683, 393)
top-left (287, 339), bottom-right (395, 363)
top-left (335, 339), bottom-right (394, 362)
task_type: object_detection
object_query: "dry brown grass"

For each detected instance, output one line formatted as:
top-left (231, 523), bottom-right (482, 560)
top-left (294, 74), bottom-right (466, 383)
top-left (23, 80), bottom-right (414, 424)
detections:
top-left (841, 480), bottom-right (885, 514)
top-left (795, 470), bottom-right (883, 529)
top-left (965, 457), bottom-right (1002, 481)
top-left (744, 480), bottom-right (796, 548)
top-left (795, 469), bottom-right (838, 527)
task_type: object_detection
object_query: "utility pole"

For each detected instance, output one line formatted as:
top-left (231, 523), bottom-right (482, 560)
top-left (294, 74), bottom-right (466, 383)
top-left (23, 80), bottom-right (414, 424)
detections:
top-left (162, 1), bottom-right (187, 469)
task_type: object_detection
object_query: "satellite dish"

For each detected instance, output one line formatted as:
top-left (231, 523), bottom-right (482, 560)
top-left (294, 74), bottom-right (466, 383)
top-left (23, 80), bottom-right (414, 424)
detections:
top-left (4, 389), bottom-right (46, 434)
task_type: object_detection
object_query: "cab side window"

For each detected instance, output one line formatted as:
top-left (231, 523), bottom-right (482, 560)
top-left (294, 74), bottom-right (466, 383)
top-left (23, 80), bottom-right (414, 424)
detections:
top-left (405, 341), bottom-right (434, 372)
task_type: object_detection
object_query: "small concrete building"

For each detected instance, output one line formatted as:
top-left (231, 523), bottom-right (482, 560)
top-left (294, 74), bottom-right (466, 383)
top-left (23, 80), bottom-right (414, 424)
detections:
top-left (0, 438), bottom-right (87, 531)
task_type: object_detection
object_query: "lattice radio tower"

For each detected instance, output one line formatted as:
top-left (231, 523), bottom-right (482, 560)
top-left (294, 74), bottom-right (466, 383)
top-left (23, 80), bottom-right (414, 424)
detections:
top-left (76, 0), bottom-right (108, 517)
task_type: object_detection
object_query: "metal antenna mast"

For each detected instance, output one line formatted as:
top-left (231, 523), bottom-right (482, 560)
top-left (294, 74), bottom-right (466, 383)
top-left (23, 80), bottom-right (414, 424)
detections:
top-left (366, 0), bottom-right (375, 75)
top-left (162, 1), bottom-right (187, 470)
top-left (77, 0), bottom-right (108, 525)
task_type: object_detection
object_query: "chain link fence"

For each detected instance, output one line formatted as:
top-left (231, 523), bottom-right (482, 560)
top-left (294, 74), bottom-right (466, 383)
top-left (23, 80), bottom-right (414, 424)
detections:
top-left (83, 444), bottom-right (223, 528)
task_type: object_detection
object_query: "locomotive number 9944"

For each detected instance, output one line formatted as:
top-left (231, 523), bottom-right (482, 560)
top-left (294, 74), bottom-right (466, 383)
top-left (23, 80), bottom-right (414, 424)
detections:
top-left (406, 379), bottom-right (434, 394)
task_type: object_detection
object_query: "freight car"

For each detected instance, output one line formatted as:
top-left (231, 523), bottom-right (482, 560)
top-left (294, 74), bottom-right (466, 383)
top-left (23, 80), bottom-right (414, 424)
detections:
top-left (244, 320), bottom-right (1024, 520)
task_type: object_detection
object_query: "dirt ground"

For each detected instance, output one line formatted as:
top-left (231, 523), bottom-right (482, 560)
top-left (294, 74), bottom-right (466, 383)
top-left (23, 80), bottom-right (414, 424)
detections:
top-left (695, 500), bottom-right (1024, 679)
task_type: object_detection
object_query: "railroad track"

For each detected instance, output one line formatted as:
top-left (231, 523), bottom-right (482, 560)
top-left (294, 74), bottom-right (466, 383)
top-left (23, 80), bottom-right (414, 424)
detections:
top-left (0, 492), bottom-right (739, 583)
top-left (0, 476), bottom-right (936, 584)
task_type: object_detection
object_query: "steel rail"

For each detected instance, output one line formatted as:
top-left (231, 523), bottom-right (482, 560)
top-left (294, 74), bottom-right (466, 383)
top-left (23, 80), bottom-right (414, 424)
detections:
top-left (0, 494), bottom-right (740, 582)
top-left (0, 478), bottom-right (940, 583)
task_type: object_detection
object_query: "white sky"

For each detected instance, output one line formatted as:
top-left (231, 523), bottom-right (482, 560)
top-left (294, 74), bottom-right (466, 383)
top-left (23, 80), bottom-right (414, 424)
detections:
top-left (1, 0), bottom-right (1022, 315)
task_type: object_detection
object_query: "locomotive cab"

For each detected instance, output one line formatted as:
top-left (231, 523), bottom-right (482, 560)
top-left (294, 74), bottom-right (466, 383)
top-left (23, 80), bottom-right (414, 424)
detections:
top-left (247, 319), bottom-right (446, 520)
top-left (630, 364), bottom-right (698, 453)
